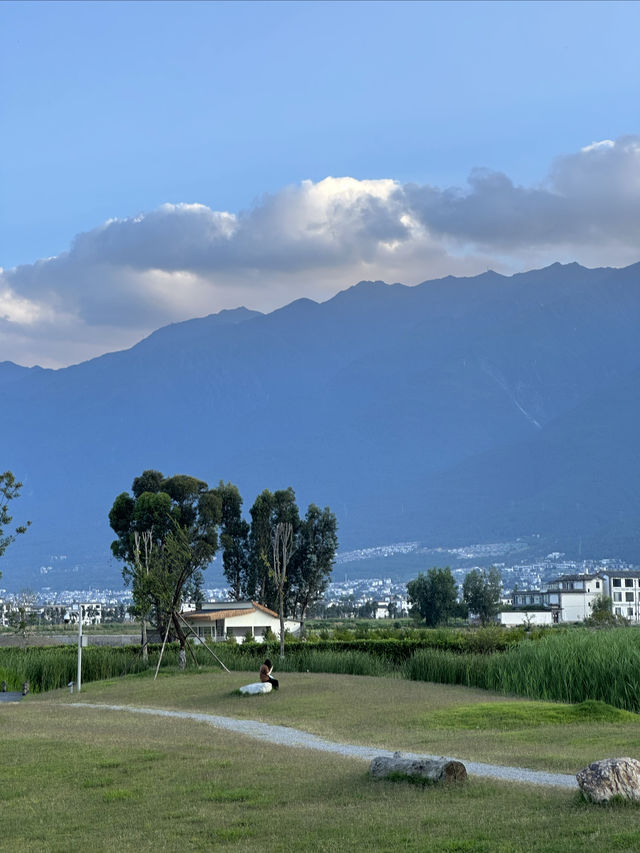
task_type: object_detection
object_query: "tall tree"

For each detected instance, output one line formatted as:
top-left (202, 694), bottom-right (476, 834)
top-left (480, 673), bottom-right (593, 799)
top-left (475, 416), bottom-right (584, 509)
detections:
top-left (109, 470), bottom-right (222, 666)
top-left (271, 521), bottom-right (294, 660)
top-left (0, 471), bottom-right (31, 573)
top-left (462, 566), bottom-right (503, 626)
top-left (221, 486), bottom-right (338, 634)
top-left (247, 487), bottom-right (300, 611)
top-left (218, 481), bottom-right (250, 600)
top-left (291, 504), bottom-right (338, 634)
top-left (407, 567), bottom-right (458, 627)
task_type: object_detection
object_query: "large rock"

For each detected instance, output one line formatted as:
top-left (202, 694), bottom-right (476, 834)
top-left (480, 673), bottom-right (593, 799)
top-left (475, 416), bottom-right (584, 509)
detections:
top-left (370, 752), bottom-right (466, 784)
top-left (239, 682), bottom-right (272, 695)
top-left (576, 757), bottom-right (640, 803)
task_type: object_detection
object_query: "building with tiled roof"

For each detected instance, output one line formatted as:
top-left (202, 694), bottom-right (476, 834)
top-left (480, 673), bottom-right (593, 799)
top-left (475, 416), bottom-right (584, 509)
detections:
top-left (181, 600), bottom-right (301, 644)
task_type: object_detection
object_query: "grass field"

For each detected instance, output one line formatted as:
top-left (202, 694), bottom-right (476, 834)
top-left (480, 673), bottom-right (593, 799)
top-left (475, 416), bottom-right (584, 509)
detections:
top-left (2, 667), bottom-right (639, 851)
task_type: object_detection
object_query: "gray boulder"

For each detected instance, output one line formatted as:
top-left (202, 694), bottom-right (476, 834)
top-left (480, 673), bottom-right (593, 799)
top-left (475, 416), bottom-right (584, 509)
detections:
top-left (576, 757), bottom-right (640, 803)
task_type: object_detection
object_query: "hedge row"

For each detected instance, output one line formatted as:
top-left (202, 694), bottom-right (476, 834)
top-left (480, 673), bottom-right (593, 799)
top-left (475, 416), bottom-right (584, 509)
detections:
top-left (222, 627), bottom-right (540, 663)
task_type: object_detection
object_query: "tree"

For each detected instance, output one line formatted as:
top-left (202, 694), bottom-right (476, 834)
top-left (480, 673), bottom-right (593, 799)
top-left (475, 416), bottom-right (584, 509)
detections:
top-left (109, 470), bottom-right (222, 666)
top-left (407, 567), bottom-right (458, 627)
top-left (218, 482), bottom-right (250, 600)
top-left (290, 504), bottom-right (338, 635)
top-left (246, 487), bottom-right (300, 611)
top-left (462, 566), bottom-right (502, 626)
top-left (271, 521), bottom-right (294, 660)
top-left (0, 471), bottom-right (31, 573)
top-left (358, 599), bottom-right (377, 619)
top-left (584, 595), bottom-right (626, 627)
top-left (9, 589), bottom-right (37, 644)
top-left (218, 485), bottom-right (338, 637)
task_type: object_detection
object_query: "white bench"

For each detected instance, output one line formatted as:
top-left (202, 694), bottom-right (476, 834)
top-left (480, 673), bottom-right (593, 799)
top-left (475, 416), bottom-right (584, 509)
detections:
top-left (239, 682), bottom-right (272, 695)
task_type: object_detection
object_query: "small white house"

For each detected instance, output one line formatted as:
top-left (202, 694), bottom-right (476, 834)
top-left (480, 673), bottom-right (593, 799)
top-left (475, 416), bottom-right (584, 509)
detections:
top-left (182, 600), bottom-right (301, 644)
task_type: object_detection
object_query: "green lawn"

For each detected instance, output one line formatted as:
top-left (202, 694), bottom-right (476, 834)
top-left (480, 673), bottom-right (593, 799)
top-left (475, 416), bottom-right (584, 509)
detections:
top-left (50, 668), bottom-right (640, 774)
top-left (2, 668), bottom-right (639, 852)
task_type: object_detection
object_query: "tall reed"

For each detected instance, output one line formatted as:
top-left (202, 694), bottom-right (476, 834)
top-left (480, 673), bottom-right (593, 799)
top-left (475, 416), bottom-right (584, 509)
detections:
top-left (0, 644), bottom-right (177, 692)
top-left (407, 628), bottom-right (640, 713)
top-left (486, 628), bottom-right (640, 711)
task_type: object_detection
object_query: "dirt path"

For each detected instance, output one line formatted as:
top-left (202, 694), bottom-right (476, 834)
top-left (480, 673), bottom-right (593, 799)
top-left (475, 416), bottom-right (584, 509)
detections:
top-left (70, 702), bottom-right (578, 790)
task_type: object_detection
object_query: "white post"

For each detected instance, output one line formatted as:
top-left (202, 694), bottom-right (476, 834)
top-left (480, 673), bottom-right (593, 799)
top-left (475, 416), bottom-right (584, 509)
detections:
top-left (77, 604), bottom-right (83, 693)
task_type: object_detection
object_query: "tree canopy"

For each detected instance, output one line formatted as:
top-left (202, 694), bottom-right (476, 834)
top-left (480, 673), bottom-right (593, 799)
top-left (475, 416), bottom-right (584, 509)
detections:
top-left (109, 473), bottom-right (338, 655)
top-left (220, 487), bottom-right (338, 630)
top-left (407, 567), bottom-right (459, 627)
top-left (109, 470), bottom-right (222, 659)
top-left (462, 566), bottom-right (502, 626)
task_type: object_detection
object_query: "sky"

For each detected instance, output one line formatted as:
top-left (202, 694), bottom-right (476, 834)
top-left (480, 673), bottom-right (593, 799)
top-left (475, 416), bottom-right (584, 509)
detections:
top-left (1, 0), bottom-right (640, 368)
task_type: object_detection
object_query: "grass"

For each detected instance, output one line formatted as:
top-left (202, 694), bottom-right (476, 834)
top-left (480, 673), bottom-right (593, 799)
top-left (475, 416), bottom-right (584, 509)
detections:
top-left (2, 670), bottom-right (640, 851)
top-left (426, 699), bottom-right (638, 730)
top-left (0, 703), bottom-right (614, 852)
top-left (43, 667), bottom-right (640, 775)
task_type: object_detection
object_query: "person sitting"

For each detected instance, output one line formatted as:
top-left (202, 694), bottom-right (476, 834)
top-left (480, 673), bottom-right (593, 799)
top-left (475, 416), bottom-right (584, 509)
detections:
top-left (259, 658), bottom-right (279, 690)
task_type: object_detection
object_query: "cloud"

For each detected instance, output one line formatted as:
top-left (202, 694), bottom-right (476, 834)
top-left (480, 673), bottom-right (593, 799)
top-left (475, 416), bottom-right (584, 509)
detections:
top-left (3, 136), bottom-right (640, 367)
top-left (401, 135), bottom-right (640, 249)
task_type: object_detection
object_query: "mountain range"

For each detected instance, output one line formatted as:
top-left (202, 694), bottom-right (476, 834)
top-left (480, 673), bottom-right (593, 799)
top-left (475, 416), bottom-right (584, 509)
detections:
top-left (2, 260), bottom-right (639, 591)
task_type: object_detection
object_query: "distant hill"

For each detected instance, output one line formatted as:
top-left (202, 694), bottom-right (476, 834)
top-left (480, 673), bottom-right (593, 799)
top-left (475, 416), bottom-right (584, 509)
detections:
top-left (2, 261), bottom-right (640, 590)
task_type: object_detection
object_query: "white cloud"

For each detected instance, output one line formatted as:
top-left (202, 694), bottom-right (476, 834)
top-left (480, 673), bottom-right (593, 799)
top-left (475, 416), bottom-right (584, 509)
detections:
top-left (581, 139), bottom-right (615, 153)
top-left (3, 136), bottom-right (640, 368)
top-left (0, 284), bottom-right (53, 325)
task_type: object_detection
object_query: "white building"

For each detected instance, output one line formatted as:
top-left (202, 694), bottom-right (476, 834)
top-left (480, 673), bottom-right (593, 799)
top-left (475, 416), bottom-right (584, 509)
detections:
top-left (499, 609), bottom-right (554, 627)
top-left (601, 570), bottom-right (640, 622)
top-left (501, 573), bottom-right (606, 626)
top-left (182, 600), bottom-right (301, 644)
top-left (545, 573), bottom-right (604, 622)
top-left (374, 601), bottom-right (390, 619)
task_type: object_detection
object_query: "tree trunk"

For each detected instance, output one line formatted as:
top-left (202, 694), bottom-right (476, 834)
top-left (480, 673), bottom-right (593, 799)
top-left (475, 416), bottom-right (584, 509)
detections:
top-left (279, 608), bottom-right (285, 661)
top-left (171, 611), bottom-right (188, 670)
top-left (370, 753), bottom-right (467, 784)
top-left (141, 619), bottom-right (148, 664)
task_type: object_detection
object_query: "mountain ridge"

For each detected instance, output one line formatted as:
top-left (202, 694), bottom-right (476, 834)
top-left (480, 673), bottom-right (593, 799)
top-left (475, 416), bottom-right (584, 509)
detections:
top-left (2, 260), bottom-right (639, 590)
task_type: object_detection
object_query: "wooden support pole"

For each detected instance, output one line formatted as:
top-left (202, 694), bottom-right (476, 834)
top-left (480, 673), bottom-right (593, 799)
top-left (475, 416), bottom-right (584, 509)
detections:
top-left (177, 612), bottom-right (231, 672)
top-left (154, 619), bottom-right (173, 681)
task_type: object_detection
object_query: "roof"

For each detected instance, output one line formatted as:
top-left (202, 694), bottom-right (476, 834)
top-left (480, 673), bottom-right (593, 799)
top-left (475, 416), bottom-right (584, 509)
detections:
top-left (603, 570), bottom-right (640, 579)
top-left (182, 600), bottom-right (280, 622)
top-left (549, 573), bottom-right (605, 583)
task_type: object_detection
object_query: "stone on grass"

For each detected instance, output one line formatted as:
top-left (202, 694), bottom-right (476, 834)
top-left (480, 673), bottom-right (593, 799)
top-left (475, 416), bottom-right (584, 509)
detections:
top-left (239, 682), bottom-right (272, 695)
top-left (576, 757), bottom-right (640, 803)
top-left (370, 752), bottom-right (466, 784)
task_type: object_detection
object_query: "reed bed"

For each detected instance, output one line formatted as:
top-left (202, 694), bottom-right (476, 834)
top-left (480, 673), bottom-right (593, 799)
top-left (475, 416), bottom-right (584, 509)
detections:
top-left (487, 628), bottom-right (640, 712)
top-left (407, 628), bottom-right (640, 713)
top-left (0, 644), bottom-right (179, 692)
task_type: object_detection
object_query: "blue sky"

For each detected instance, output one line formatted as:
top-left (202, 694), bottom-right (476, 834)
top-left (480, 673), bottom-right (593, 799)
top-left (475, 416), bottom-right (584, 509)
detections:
top-left (2, 0), bottom-right (639, 366)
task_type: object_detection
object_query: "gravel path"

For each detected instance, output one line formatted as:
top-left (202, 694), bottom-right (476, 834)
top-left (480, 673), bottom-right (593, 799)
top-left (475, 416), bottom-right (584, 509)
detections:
top-left (71, 702), bottom-right (577, 790)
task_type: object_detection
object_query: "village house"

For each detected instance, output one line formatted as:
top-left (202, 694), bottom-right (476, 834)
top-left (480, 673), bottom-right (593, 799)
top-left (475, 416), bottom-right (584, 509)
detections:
top-left (499, 570), bottom-right (640, 626)
top-left (181, 600), bottom-right (301, 644)
top-left (601, 569), bottom-right (640, 621)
